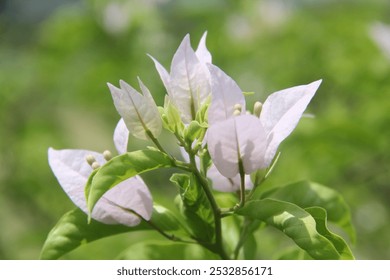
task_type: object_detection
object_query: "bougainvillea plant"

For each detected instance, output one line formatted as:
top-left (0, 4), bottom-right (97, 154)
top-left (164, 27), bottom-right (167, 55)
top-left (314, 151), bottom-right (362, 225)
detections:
top-left (41, 33), bottom-right (355, 260)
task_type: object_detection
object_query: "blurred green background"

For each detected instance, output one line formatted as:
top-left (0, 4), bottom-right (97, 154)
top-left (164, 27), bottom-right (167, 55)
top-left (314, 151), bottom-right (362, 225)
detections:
top-left (1, 0), bottom-right (389, 259)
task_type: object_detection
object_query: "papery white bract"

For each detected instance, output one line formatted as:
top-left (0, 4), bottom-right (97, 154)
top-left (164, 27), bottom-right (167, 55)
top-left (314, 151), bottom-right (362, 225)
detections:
top-left (207, 64), bottom-right (246, 126)
top-left (207, 114), bottom-right (267, 178)
top-left (206, 64), bottom-right (321, 184)
top-left (108, 78), bottom-right (162, 140)
top-left (48, 119), bottom-right (153, 226)
top-left (150, 32), bottom-right (212, 123)
top-left (207, 164), bottom-right (253, 192)
top-left (113, 118), bottom-right (129, 155)
top-left (260, 80), bottom-right (321, 166)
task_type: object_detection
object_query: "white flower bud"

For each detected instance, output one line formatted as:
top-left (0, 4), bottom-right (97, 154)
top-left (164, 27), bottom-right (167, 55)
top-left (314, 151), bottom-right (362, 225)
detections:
top-left (103, 150), bottom-right (112, 161)
top-left (91, 162), bottom-right (101, 170)
top-left (253, 101), bottom-right (263, 117)
top-left (85, 154), bottom-right (96, 166)
top-left (233, 109), bottom-right (241, 116)
top-left (234, 103), bottom-right (242, 112)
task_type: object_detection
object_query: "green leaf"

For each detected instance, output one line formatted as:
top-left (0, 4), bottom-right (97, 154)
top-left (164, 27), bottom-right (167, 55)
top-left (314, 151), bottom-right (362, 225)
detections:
top-left (117, 240), bottom-right (220, 260)
top-left (257, 180), bottom-right (355, 242)
top-left (305, 207), bottom-right (354, 260)
top-left (86, 149), bottom-right (173, 215)
top-left (275, 247), bottom-right (313, 260)
top-left (195, 97), bottom-right (210, 125)
top-left (170, 173), bottom-right (215, 242)
top-left (237, 198), bottom-right (353, 260)
top-left (40, 205), bottom-right (187, 260)
top-left (184, 120), bottom-right (203, 142)
top-left (160, 96), bottom-right (185, 135)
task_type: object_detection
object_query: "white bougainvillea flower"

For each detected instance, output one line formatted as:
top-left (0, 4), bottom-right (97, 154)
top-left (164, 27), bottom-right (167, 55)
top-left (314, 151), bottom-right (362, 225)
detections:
top-left (48, 119), bottom-right (153, 226)
top-left (108, 78), bottom-right (162, 140)
top-left (150, 32), bottom-right (212, 123)
top-left (207, 65), bottom-right (321, 183)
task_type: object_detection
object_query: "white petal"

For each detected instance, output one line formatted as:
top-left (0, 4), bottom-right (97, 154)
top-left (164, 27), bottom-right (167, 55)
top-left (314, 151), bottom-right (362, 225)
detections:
top-left (95, 176), bottom-right (153, 226)
top-left (170, 34), bottom-right (211, 122)
top-left (207, 64), bottom-right (246, 125)
top-left (207, 118), bottom-right (239, 177)
top-left (113, 118), bottom-right (129, 155)
top-left (148, 54), bottom-right (172, 95)
top-left (260, 80), bottom-right (321, 166)
top-left (195, 31), bottom-right (212, 64)
top-left (48, 148), bottom-right (153, 226)
top-left (234, 114), bottom-right (267, 173)
top-left (137, 78), bottom-right (162, 137)
top-left (207, 115), bottom-right (266, 177)
top-left (108, 79), bottom-right (161, 140)
top-left (48, 148), bottom-right (105, 213)
top-left (208, 164), bottom-right (253, 192)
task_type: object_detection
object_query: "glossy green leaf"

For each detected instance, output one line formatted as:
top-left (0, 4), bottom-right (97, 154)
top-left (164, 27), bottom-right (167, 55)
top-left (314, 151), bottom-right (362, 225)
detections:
top-left (117, 240), bottom-right (220, 260)
top-left (85, 149), bottom-right (173, 215)
top-left (170, 173), bottom-right (215, 242)
top-left (237, 198), bottom-right (353, 260)
top-left (257, 180), bottom-right (355, 242)
top-left (40, 205), bottom-right (187, 260)
top-left (305, 206), bottom-right (354, 259)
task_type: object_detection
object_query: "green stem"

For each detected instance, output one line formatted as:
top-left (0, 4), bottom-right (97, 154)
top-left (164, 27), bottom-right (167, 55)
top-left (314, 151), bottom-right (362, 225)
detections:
top-left (247, 152), bottom-right (281, 201)
top-left (237, 159), bottom-right (246, 209)
top-left (233, 217), bottom-right (251, 259)
top-left (130, 209), bottom-right (195, 244)
top-left (188, 152), bottom-right (230, 260)
top-left (146, 130), bottom-right (168, 155)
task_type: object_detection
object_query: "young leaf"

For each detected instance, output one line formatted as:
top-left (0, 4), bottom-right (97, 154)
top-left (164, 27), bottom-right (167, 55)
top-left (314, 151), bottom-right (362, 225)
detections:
top-left (86, 149), bottom-right (173, 216)
top-left (40, 205), bottom-right (187, 260)
top-left (256, 181), bottom-right (355, 242)
top-left (170, 173), bottom-right (215, 242)
top-left (237, 198), bottom-right (353, 260)
top-left (117, 240), bottom-right (220, 260)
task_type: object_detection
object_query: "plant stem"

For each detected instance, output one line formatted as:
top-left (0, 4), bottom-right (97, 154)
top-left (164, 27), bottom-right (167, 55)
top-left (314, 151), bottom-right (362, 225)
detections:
top-left (188, 152), bottom-right (230, 260)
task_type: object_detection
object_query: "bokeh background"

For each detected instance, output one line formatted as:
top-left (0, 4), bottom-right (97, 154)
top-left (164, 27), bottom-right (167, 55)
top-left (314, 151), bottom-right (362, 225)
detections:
top-left (1, 0), bottom-right (389, 259)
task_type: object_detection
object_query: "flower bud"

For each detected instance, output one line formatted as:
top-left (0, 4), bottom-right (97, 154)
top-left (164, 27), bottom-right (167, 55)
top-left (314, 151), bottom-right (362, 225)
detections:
top-left (91, 162), bottom-right (101, 170)
top-left (253, 101), bottom-right (263, 117)
top-left (103, 150), bottom-right (112, 161)
top-left (233, 109), bottom-right (241, 116)
top-left (234, 103), bottom-right (242, 112)
top-left (86, 154), bottom-right (96, 166)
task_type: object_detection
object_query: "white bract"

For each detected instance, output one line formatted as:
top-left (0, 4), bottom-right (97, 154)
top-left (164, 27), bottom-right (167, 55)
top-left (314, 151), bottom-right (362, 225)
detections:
top-left (206, 65), bottom-right (321, 191)
top-left (108, 78), bottom-right (162, 140)
top-left (48, 119), bottom-right (153, 226)
top-left (150, 32), bottom-right (212, 123)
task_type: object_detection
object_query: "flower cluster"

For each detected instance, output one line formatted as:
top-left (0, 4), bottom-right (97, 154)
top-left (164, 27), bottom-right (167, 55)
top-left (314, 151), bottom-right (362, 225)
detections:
top-left (48, 32), bottom-right (320, 227)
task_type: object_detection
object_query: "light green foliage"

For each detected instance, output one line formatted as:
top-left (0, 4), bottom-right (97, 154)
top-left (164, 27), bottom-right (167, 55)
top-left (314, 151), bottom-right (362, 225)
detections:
top-left (238, 199), bottom-right (354, 260)
top-left (117, 241), bottom-right (220, 260)
top-left (40, 205), bottom-right (187, 259)
top-left (255, 181), bottom-right (355, 242)
top-left (170, 173), bottom-right (215, 242)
